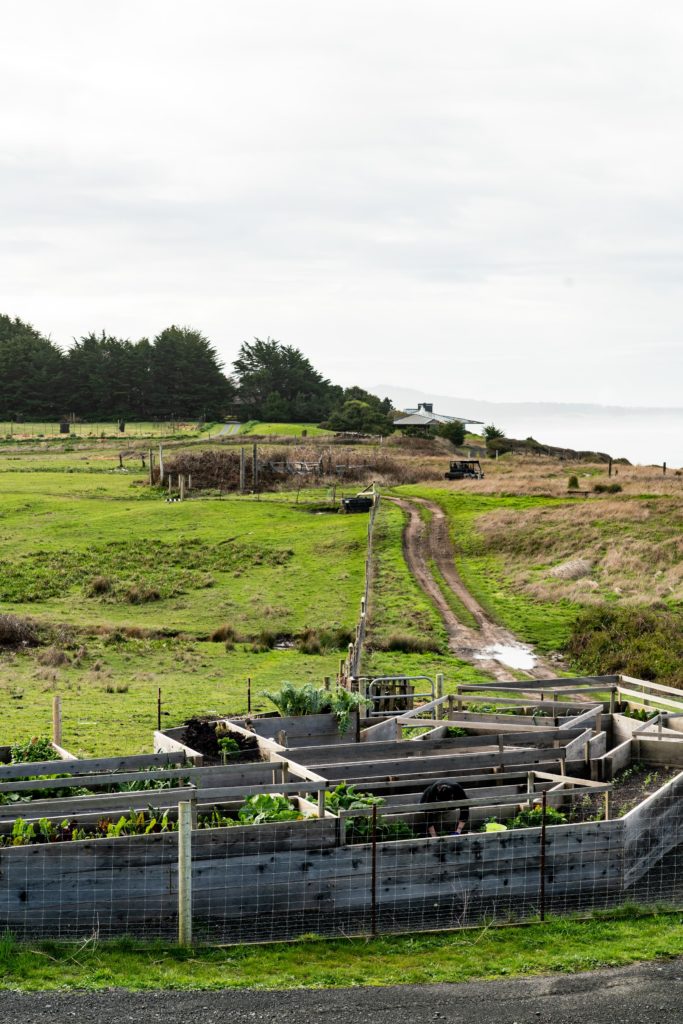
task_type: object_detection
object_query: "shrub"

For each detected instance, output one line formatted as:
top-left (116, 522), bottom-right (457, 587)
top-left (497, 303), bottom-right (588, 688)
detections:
top-left (37, 646), bottom-right (69, 667)
top-left (377, 632), bottom-right (441, 654)
top-left (251, 628), bottom-right (277, 652)
top-left (296, 626), bottom-right (355, 655)
top-left (87, 575), bottom-right (112, 596)
top-left (567, 475), bottom-right (579, 490)
top-left (593, 482), bottom-right (623, 494)
top-left (565, 605), bottom-right (683, 687)
top-left (125, 584), bottom-right (161, 604)
top-left (0, 615), bottom-right (38, 648)
top-left (210, 624), bottom-right (240, 643)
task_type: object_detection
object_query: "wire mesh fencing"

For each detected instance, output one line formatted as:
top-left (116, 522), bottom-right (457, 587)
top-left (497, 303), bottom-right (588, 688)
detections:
top-left (1, 770), bottom-right (683, 943)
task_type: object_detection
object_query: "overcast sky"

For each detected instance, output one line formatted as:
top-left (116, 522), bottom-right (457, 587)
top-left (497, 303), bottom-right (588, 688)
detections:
top-left (2, 2), bottom-right (683, 405)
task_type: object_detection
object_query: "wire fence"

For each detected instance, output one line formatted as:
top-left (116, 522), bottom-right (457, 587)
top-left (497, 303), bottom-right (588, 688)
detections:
top-left (2, 769), bottom-right (682, 943)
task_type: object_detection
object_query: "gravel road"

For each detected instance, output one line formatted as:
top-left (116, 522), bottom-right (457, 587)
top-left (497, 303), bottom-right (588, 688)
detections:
top-left (2, 959), bottom-right (682, 1023)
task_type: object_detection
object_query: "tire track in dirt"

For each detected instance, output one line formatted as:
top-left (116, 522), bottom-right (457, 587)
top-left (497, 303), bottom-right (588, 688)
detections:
top-left (389, 496), bottom-right (557, 682)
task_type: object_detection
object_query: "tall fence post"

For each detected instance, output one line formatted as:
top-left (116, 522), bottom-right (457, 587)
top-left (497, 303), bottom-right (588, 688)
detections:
top-left (178, 801), bottom-right (193, 946)
top-left (436, 673), bottom-right (444, 719)
top-left (239, 447), bottom-right (246, 492)
top-left (370, 803), bottom-right (378, 936)
top-left (148, 448), bottom-right (154, 486)
top-left (52, 695), bottom-right (62, 748)
top-left (158, 444), bottom-right (164, 485)
top-left (539, 789), bottom-right (547, 922)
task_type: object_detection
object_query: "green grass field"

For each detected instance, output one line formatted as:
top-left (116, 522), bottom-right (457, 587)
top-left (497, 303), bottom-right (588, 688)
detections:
top-left (239, 421), bottom-right (333, 437)
top-left (0, 458), bottom-right (367, 754)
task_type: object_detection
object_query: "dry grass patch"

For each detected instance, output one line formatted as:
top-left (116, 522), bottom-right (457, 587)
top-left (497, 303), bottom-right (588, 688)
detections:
top-left (475, 496), bottom-right (683, 604)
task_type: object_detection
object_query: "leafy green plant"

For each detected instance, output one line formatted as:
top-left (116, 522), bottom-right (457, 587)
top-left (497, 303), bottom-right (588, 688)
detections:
top-left (446, 726), bottom-right (468, 737)
top-left (346, 814), bottom-right (416, 844)
top-left (260, 682), bottom-right (370, 734)
top-left (217, 736), bottom-right (241, 761)
top-left (10, 737), bottom-right (59, 764)
top-left (324, 783), bottom-right (384, 813)
top-left (237, 794), bottom-right (303, 824)
top-left (505, 805), bottom-right (567, 830)
top-left (567, 475), bottom-right (579, 490)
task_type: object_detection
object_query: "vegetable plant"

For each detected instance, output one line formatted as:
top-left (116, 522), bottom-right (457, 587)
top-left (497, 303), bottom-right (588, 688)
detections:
top-left (261, 682), bottom-right (371, 734)
top-left (10, 737), bottom-right (59, 763)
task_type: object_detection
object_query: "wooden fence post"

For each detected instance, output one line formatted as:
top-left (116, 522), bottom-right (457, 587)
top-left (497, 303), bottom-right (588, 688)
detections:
top-left (436, 673), bottom-right (444, 720)
top-left (52, 695), bottom-right (62, 747)
top-left (179, 475), bottom-right (185, 501)
top-left (239, 448), bottom-right (246, 492)
top-left (178, 801), bottom-right (193, 946)
top-left (148, 449), bottom-right (154, 486)
top-left (158, 445), bottom-right (164, 485)
top-left (252, 444), bottom-right (258, 489)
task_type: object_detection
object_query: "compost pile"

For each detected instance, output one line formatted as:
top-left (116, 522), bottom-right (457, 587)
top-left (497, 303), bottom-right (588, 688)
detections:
top-left (158, 450), bottom-right (282, 492)
top-left (161, 445), bottom-right (439, 490)
top-left (182, 717), bottom-right (261, 764)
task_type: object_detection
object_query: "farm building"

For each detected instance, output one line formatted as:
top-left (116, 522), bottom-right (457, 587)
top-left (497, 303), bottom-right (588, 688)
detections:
top-left (393, 402), bottom-right (483, 431)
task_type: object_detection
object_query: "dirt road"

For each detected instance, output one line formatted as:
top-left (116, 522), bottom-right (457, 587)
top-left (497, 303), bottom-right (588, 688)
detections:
top-left (389, 496), bottom-right (557, 681)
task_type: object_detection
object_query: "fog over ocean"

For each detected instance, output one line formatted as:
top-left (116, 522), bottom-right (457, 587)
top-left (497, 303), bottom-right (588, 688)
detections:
top-left (378, 387), bottom-right (683, 468)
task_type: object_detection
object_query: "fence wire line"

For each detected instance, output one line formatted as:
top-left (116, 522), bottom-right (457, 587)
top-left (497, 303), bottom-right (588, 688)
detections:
top-left (1, 771), bottom-right (682, 942)
top-left (349, 491), bottom-right (380, 678)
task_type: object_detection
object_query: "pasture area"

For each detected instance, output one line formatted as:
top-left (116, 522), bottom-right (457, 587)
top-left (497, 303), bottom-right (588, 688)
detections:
top-left (0, 449), bottom-right (368, 755)
top-left (0, 421), bottom-right (215, 441)
top-left (239, 421), bottom-right (333, 437)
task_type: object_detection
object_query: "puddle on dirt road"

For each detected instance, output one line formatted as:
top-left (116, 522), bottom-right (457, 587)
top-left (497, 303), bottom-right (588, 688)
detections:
top-left (474, 644), bottom-right (538, 671)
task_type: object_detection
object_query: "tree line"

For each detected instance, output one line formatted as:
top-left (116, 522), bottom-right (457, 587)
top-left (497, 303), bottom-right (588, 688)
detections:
top-left (0, 315), bottom-right (395, 431)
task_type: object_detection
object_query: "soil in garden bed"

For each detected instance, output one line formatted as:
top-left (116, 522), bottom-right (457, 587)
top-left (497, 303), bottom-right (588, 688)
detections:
top-left (182, 718), bottom-right (262, 765)
top-left (567, 763), bottom-right (680, 823)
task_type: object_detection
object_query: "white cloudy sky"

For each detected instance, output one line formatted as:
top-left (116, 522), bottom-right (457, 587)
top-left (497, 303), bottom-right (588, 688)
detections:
top-left (2, 1), bottom-right (683, 405)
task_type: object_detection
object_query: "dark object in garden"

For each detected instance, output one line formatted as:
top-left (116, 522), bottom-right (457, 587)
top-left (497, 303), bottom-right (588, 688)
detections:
top-left (59, 421), bottom-right (70, 434)
top-left (118, 420), bottom-right (126, 433)
top-left (444, 460), bottom-right (484, 480)
top-left (342, 495), bottom-right (373, 513)
top-left (420, 779), bottom-right (469, 837)
top-left (182, 717), bottom-right (260, 764)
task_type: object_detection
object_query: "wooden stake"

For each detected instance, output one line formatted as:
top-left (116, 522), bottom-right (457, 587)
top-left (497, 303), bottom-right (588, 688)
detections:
top-left (52, 695), bottom-right (62, 747)
top-left (239, 448), bottom-right (246, 492)
top-left (252, 444), bottom-right (258, 489)
top-left (436, 673), bottom-right (444, 720)
top-left (158, 444), bottom-right (164, 485)
top-left (177, 801), bottom-right (193, 946)
top-left (148, 449), bottom-right (154, 486)
top-left (179, 474), bottom-right (185, 501)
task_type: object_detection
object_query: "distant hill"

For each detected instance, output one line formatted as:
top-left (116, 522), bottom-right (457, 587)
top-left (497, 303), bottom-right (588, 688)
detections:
top-left (373, 386), bottom-right (683, 467)
top-left (376, 385), bottom-right (683, 423)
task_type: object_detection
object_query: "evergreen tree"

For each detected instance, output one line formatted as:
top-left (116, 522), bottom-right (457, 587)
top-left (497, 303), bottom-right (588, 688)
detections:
top-left (149, 325), bottom-right (233, 419)
top-left (0, 315), bottom-right (65, 418)
top-left (232, 338), bottom-right (340, 421)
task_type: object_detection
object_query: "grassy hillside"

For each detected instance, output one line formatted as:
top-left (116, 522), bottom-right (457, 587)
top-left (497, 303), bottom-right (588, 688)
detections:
top-left (0, 454), bottom-right (367, 755)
